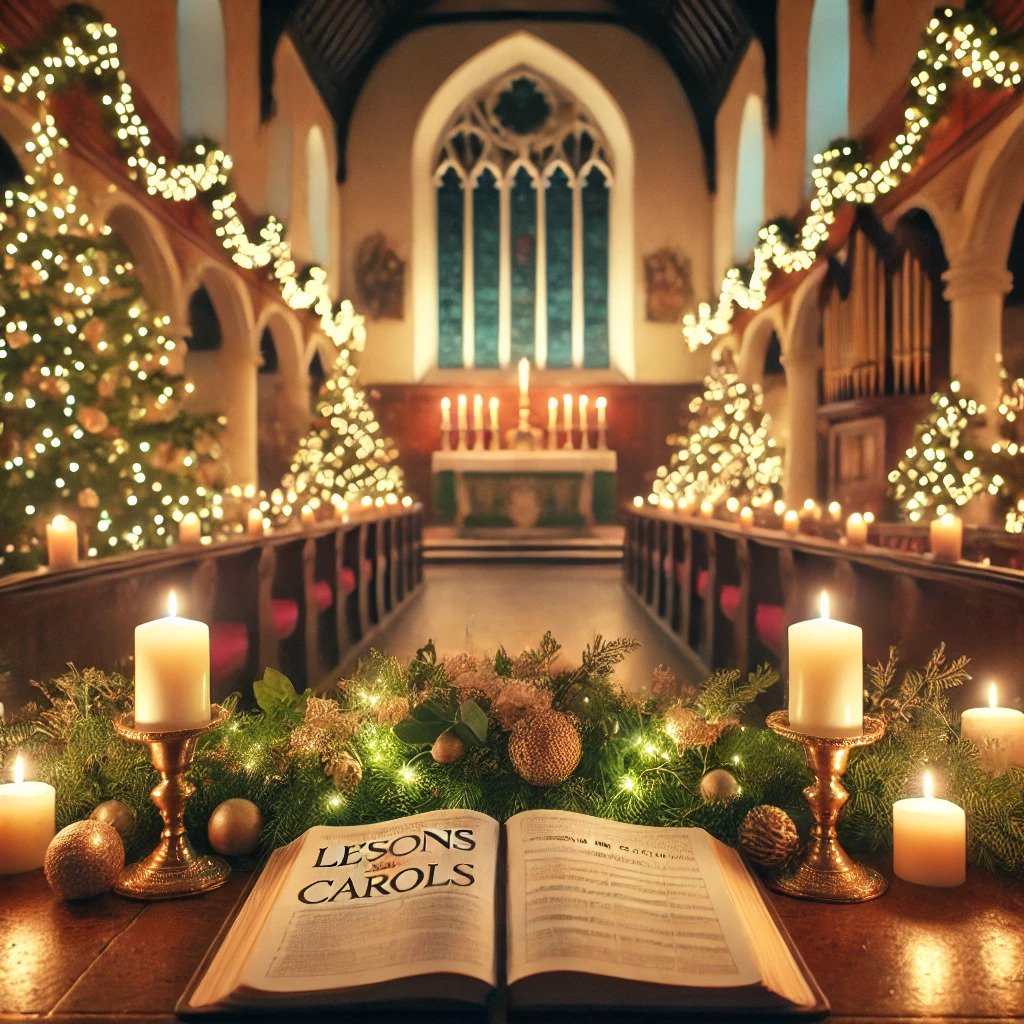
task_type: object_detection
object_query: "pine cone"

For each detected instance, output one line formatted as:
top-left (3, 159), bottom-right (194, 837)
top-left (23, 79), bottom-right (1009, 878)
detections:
top-left (508, 710), bottom-right (582, 787)
top-left (738, 805), bottom-right (800, 869)
top-left (663, 705), bottom-right (736, 750)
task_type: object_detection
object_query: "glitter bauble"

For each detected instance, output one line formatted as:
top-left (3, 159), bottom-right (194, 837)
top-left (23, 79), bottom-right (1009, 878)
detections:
top-left (207, 798), bottom-right (263, 857)
top-left (89, 799), bottom-right (135, 839)
top-left (699, 767), bottom-right (740, 803)
top-left (508, 710), bottom-right (582, 787)
top-left (44, 820), bottom-right (125, 900)
top-left (738, 805), bottom-right (801, 869)
top-left (77, 406), bottom-right (109, 434)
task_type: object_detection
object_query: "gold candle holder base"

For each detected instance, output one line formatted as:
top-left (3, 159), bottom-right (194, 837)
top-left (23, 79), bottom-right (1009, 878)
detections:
top-left (765, 710), bottom-right (888, 903)
top-left (113, 704), bottom-right (231, 900)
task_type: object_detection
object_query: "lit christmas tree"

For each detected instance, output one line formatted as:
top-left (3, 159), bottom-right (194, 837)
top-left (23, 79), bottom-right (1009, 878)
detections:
top-left (0, 154), bottom-right (223, 571)
top-left (265, 320), bottom-right (404, 521)
top-left (647, 353), bottom-right (782, 507)
top-left (886, 380), bottom-right (1001, 521)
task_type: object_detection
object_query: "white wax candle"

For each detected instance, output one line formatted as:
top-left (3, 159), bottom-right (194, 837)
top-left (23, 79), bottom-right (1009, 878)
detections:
top-left (489, 396), bottom-right (499, 433)
top-left (0, 755), bottom-right (56, 874)
top-left (547, 397), bottom-right (558, 432)
top-left (247, 508), bottom-right (265, 536)
top-left (739, 507), bottom-right (754, 530)
top-left (699, 500), bottom-right (714, 519)
top-left (783, 509), bottom-right (800, 534)
top-left (440, 396), bottom-right (452, 431)
top-left (333, 497), bottom-right (349, 521)
top-left (788, 592), bottom-right (863, 738)
top-left (802, 498), bottom-right (819, 520)
top-left (563, 394), bottom-right (573, 432)
top-left (827, 500), bottom-right (842, 521)
top-left (893, 771), bottom-right (966, 887)
top-left (473, 394), bottom-right (483, 428)
top-left (579, 394), bottom-right (589, 433)
top-left (457, 394), bottom-right (468, 430)
top-left (596, 396), bottom-right (607, 429)
top-left (846, 512), bottom-right (867, 547)
top-left (300, 505), bottom-right (316, 527)
top-left (179, 511), bottom-right (201, 545)
top-left (518, 357), bottom-right (530, 406)
top-left (961, 683), bottom-right (1024, 772)
top-left (773, 499), bottom-right (787, 518)
top-left (46, 514), bottom-right (78, 570)
top-left (930, 513), bottom-right (962, 561)
top-left (134, 591), bottom-right (211, 731)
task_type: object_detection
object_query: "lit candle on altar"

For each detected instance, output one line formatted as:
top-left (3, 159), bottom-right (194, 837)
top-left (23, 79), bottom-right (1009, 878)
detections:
top-left (473, 394), bottom-right (483, 428)
top-left (518, 357), bottom-right (530, 407)
top-left (960, 682), bottom-right (1024, 772)
top-left (739, 506), bottom-right (754, 530)
top-left (846, 512), bottom-right (868, 547)
top-left (893, 770), bottom-right (966, 887)
top-left (457, 394), bottom-right (468, 430)
top-left (134, 591), bottom-right (211, 732)
top-left (563, 393), bottom-right (573, 432)
top-left (440, 396), bottom-right (452, 432)
top-left (596, 396), bottom-right (607, 429)
top-left (489, 396), bottom-right (499, 433)
top-left (788, 592), bottom-right (863, 738)
top-left (773, 499), bottom-right (787, 518)
top-left (578, 395), bottom-right (589, 432)
top-left (0, 754), bottom-right (56, 875)
top-left (547, 397), bottom-right (558, 449)
top-left (179, 511), bottom-right (201, 545)
top-left (699, 499), bottom-right (714, 519)
top-left (333, 496), bottom-right (349, 521)
top-left (300, 505), bottom-right (316, 527)
top-left (802, 498), bottom-right (819, 520)
top-left (46, 514), bottom-right (78, 570)
top-left (782, 509), bottom-right (800, 534)
top-left (247, 507), bottom-right (265, 536)
top-left (930, 512), bottom-right (962, 561)
top-left (827, 500), bottom-right (842, 521)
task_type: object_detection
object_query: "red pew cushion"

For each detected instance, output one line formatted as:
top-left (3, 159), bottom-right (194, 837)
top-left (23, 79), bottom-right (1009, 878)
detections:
top-left (210, 621), bottom-right (248, 682)
top-left (362, 558), bottom-right (374, 579)
top-left (271, 598), bottom-right (299, 639)
top-left (674, 562), bottom-right (688, 586)
top-left (312, 579), bottom-right (333, 612)
top-left (695, 569), bottom-right (710, 599)
top-left (755, 603), bottom-right (786, 657)
top-left (720, 584), bottom-right (742, 622)
top-left (339, 566), bottom-right (357, 595)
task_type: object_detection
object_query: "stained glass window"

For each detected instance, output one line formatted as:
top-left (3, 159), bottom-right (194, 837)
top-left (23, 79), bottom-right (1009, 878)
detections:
top-left (434, 70), bottom-right (612, 370)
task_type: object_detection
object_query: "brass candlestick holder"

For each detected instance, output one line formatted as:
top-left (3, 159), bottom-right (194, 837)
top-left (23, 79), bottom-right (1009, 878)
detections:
top-left (765, 710), bottom-right (887, 903)
top-left (113, 704), bottom-right (231, 900)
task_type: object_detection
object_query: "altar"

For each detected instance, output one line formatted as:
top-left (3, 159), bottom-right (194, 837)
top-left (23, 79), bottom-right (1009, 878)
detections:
top-left (432, 449), bottom-right (617, 535)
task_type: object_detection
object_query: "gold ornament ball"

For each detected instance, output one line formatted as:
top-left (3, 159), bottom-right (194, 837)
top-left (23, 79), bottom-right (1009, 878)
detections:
top-left (508, 709), bottom-right (582, 787)
top-left (738, 805), bottom-right (801, 869)
top-left (89, 799), bottom-right (135, 839)
top-left (699, 767), bottom-right (740, 803)
top-left (44, 820), bottom-right (125, 900)
top-left (207, 798), bottom-right (263, 857)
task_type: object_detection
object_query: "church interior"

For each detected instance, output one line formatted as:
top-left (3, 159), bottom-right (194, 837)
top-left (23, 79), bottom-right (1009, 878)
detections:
top-left (0, 1), bottom-right (1023, 1021)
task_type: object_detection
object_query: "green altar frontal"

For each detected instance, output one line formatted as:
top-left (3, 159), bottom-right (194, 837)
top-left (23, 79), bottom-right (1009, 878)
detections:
top-left (431, 449), bottom-right (617, 534)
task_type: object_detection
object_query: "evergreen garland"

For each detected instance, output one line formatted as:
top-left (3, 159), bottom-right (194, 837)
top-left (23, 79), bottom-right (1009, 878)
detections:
top-left (1, 638), bottom-right (1021, 876)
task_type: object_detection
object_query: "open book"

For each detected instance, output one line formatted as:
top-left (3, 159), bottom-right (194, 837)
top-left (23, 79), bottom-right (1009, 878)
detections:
top-left (179, 808), bottom-right (826, 1017)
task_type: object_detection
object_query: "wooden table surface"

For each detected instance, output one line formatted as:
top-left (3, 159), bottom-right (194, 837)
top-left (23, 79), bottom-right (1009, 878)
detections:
top-left (1, 860), bottom-right (1021, 1023)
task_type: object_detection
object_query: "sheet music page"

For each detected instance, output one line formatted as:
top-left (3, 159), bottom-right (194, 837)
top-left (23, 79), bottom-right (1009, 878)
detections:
top-left (505, 809), bottom-right (760, 989)
top-left (239, 809), bottom-right (500, 993)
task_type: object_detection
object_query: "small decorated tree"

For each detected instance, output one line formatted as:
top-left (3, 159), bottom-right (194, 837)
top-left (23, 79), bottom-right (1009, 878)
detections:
top-left (0, 165), bottom-right (223, 571)
top-left (267, 325), bottom-right (404, 520)
top-left (649, 352), bottom-right (782, 507)
top-left (886, 380), bottom-right (997, 521)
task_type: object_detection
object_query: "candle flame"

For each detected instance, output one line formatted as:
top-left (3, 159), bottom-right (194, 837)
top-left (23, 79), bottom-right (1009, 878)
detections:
top-left (922, 770), bottom-right (934, 800)
top-left (167, 590), bottom-right (178, 617)
top-left (441, 396), bottom-right (451, 411)
top-left (596, 396), bottom-right (607, 409)
top-left (51, 513), bottom-right (70, 527)
top-left (820, 591), bottom-right (830, 621)
top-left (13, 753), bottom-right (24, 785)
top-left (579, 394), bottom-right (588, 408)
top-left (489, 396), bottom-right (498, 410)
top-left (548, 396), bottom-right (557, 409)
top-left (988, 682), bottom-right (998, 709)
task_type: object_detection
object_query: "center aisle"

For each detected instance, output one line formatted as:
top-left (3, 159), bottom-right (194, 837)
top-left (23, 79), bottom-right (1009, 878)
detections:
top-left (369, 563), bottom-right (701, 691)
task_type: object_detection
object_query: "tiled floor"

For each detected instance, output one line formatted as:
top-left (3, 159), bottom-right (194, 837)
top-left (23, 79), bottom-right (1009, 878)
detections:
top-left (370, 562), bottom-right (701, 692)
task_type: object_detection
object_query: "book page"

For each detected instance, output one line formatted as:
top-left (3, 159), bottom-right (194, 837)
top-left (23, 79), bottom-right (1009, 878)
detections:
top-left (505, 810), bottom-right (760, 989)
top-left (239, 809), bottom-right (500, 994)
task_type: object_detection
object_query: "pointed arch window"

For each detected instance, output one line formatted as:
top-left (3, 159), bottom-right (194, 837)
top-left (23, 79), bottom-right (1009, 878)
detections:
top-left (805, 0), bottom-right (850, 187)
top-left (435, 70), bottom-right (612, 370)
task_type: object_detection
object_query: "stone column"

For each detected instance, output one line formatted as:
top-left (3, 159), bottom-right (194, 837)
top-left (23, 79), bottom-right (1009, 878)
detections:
top-left (783, 346), bottom-right (821, 504)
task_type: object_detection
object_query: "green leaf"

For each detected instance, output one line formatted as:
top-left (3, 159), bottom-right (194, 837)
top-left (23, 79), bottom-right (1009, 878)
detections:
top-left (253, 668), bottom-right (298, 713)
top-left (494, 647), bottom-right (514, 677)
top-left (393, 717), bottom-right (449, 745)
top-left (456, 699), bottom-right (489, 746)
top-left (410, 693), bottom-right (457, 724)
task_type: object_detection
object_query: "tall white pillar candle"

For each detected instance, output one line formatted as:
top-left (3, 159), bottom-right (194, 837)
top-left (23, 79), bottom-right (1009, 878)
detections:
top-left (578, 394), bottom-right (589, 433)
top-left (46, 514), bottom-right (78, 570)
top-left (562, 393), bottom-right (573, 432)
top-left (596, 396), bottom-right (607, 429)
top-left (846, 512), bottom-right (867, 547)
top-left (489, 396), bottom-right (499, 433)
top-left (893, 771), bottom-right (966, 887)
top-left (440, 396), bottom-right (452, 432)
top-left (739, 507), bottom-right (754, 530)
top-left (930, 513), bottom-right (963, 561)
top-left (782, 509), bottom-right (800, 534)
top-left (788, 592), bottom-right (863, 738)
top-left (134, 591), bottom-right (211, 731)
top-left (247, 508), bottom-right (265, 537)
top-left (961, 683), bottom-right (1024, 772)
top-left (518, 357), bottom-right (530, 407)
top-left (457, 394), bottom-right (468, 430)
top-left (547, 397), bottom-right (558, 432)
top-left (0, 755), bottom-right (56, 874)
top-left (179, 511), bottom-right (201, 545)
top-left (473, 394), bottom-right (485, 451)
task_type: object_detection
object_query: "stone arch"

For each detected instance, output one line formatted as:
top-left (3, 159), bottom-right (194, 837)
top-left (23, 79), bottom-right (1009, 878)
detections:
top-left (738, 307), bottom-right (785, 384)
top-left (182, 260), bottom-right (257, 485)
top-left (411, 30), bottom-right (635, 380)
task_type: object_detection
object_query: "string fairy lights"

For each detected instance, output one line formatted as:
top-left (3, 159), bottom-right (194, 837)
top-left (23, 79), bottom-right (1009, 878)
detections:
top-left (681, 6), bottom-right (1024, 351)
top-left (0, 7), bottom-right (403, 520)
